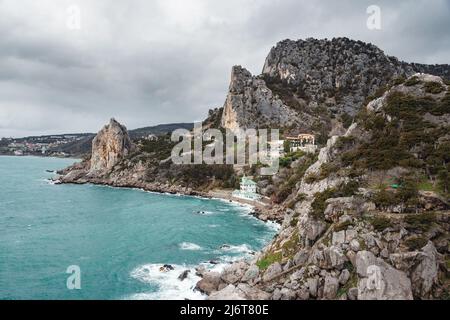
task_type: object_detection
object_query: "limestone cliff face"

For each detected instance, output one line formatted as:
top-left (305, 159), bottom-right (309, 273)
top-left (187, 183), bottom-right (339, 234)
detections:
top-left (221, 66), bottom-right (310, 131)
top-left (221, 38), bottom-right (450, 131)
top-left (89, 118), bottom-right (134, 175)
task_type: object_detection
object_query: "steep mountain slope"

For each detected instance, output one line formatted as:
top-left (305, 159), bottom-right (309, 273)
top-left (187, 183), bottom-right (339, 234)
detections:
top-left (221, 38), bottom-right (450, 137)
top-left (201, 73), bottom-right (450, 300)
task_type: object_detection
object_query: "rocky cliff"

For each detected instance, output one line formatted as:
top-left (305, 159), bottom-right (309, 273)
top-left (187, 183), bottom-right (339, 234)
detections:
top-left (58, 38), bottom-right (450, 300)
top-left (89, 118), bottom-right (134, 175)
top-left (58, 118), bottom-right (135, 181)
top-left (198, 73), bottom-right (450, 300)
top-left (221, 38), bottom-right (450, 132)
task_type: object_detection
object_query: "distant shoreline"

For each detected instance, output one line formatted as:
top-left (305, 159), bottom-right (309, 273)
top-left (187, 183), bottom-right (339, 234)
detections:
top-left (0, 154), bottom-right (83, 160)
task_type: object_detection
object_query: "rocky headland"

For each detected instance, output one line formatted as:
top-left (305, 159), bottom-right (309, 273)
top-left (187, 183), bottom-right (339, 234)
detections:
top-left (57, 38), bottom-right (450, 300)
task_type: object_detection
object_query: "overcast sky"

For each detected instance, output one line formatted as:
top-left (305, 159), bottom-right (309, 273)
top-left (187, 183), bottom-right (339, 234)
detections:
top-left (0, 0), bottom-right (449, 137)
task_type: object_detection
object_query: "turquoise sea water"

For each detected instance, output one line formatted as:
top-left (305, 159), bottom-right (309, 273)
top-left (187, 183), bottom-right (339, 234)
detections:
top-left (0, 156), bottom-right (277, 300)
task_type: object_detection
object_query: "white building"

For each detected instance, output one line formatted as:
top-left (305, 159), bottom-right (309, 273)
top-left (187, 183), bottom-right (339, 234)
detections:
top-left (286, 134), bottom-right (318, 154)
top-left (232, 176), bottom-right (261, 201)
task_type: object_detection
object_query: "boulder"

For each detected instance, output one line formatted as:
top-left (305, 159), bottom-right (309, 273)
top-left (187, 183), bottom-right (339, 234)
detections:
top-left (221, 261), bottom-right (247, 284)
top-left (293, 249), bottom-right (309, 266)
top-left (279, 287), bottom-right (297, 300)
top-left (307, 277), bottom-right (319, 297)
top-left (332, 231), bottom-right (346, 246)
top-left (323, 276), bottom-right (339, 300)
top-left (263, 262), bottom-right (283, 282)
top-left (303, 218), bottom-right (327, 243)
top-left (208, 285), bottom-right (246, 300)
top-left (236, 284), bottom-right (271, 300)
top-left (241, 264), bottom-right (260, 283)
top-left (195, 272), bottom-right (222, 295)
top-left (348, 287), bottom-right (358, 300)
top-left (356, 251), bottom-right (413, 300)
top-left (327, 246), bottom-right (347, 269)
top-left (356, 251), bottom-right (377, 277)
top-left (350, 239), bottom-right (360, 252)
top-left (339, 269), bottom-right (351, 285)
top-left (410, 242), bottom-right (439, 299)
top-left (390, 242), bottom-right (439, 299)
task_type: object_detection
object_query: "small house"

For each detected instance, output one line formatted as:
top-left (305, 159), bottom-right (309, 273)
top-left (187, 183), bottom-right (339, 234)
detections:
top-left (286, 133), bottom-right (317, 153)
top-left (232, 176), bottom-right (261, 201)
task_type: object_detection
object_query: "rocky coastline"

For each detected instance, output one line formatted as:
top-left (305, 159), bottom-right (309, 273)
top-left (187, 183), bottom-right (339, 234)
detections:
top-left (56, 38), bottom-right (450, 300)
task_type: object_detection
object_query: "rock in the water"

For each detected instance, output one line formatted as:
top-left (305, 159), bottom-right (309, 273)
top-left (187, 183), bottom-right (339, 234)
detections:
top-left (178, 270), bottom-right (190, 281)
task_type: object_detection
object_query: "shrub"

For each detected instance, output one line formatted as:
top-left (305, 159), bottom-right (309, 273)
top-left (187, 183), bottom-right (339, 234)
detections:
top-left (405, 213), bottom-right (436, 231)
top-left (256, 251), bottom-right (282, 270)
top-left (340, 112), bottom-right (354, 129)
top-left (290, 218), bottom-right (299, 227)
top-left (371, 216), bottom-right (391, 231)
top-left (424, 81), bottom-right (445, 94)
top-left (392, 76), bottom-right (406, 86)
top-left (317, 163), bottom-right (340, 180)
top-left (372, 189), bottom-right (398, 210)
top-left (405, 237), bottom-right (428, 250)
top-left (311, 188), bottom-right (336, 219)
top-left (404, 76), bottom-right (421, 86)
top-left (334, 220), bottom-right (354, 232)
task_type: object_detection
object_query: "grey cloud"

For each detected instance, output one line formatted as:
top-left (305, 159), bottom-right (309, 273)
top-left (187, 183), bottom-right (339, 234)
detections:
top-left (0, 0), bottom-right (448, 137)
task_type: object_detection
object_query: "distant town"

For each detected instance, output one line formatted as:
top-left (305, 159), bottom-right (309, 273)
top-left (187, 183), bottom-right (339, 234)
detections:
top-left (0, 134), bottom-right (94, 157)
top-left (0, 122), bottom-right (195, 158)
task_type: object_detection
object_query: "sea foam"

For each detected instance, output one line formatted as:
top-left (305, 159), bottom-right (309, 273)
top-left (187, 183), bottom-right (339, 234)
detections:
top-left (129, 264), bottom-right (205, 300)
top-left (179, 242), bottom-right (203, 251)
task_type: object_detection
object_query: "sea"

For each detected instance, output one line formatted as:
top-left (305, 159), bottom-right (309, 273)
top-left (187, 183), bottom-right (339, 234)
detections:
top-left (0, 156), bottom-right (278, 300)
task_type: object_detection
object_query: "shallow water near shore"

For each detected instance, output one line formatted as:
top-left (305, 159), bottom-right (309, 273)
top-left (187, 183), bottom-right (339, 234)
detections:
top-left (0, 156), bottom-right (277, 300)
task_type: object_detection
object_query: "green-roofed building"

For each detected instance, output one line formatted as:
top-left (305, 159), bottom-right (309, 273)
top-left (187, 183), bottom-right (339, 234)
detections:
top-left (232, 176), bottom-right (261, 201)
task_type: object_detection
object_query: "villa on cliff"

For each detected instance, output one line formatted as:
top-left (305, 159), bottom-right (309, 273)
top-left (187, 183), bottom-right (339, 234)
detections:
top-left (232, 176), bottom-right (261, 201)
top-left (286, 133), bottom-right (317, 154)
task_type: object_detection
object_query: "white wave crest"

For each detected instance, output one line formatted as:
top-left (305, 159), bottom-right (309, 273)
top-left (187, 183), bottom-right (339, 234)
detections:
top-left (179, 242), bottom-right (203, 251)
top-left (219, 244), bottom-right (254, 254)
top-left (128, 264), bottom-right (205, 300)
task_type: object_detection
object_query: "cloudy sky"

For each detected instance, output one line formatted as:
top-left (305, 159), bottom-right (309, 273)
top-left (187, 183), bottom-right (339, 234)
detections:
top-left (0, 0), bottom-right (449, 137)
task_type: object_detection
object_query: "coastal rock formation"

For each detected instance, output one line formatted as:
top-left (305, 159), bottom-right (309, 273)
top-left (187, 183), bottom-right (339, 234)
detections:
top-left (221, 66), bottom-right (306, 130)
top-left (199, 72), bottom-right (450, 301)
top-left (221, 37), bottom-right (450, 131)
top-left (89, 118), bottom-right (134, 175)
top-left (57, 38), bottom-right (450, 300)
